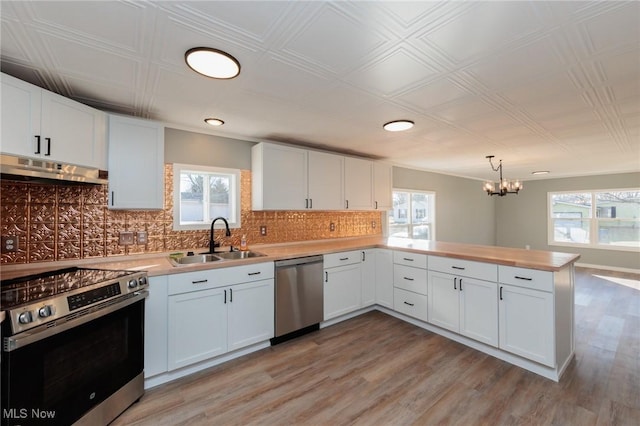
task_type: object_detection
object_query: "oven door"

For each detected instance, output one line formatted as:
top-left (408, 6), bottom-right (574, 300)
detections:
top-left (1, 296), bottom-right (145, 426)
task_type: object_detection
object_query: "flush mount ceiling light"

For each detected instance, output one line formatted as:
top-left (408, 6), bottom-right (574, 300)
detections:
top-left (482, 155), bottom-right (523, 196)
top-left (383, 120), bottom-right (414, 132)
top-left (204, 118), bottom-right (224, 126)
top-left (185, 47), bottom-right (240, 79)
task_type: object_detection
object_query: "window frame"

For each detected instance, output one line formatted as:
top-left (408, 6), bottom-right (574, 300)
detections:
top-left (389, 188), bottom-right (436, 241)
top-left (547, 188), bottom-right (640, 252)
top-left (172, 163), bottom-right (241, 231)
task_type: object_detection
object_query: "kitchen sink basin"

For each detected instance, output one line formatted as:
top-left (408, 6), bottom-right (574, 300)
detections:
top-left (169, 250), bottom-right (266, 266)
top-left (170, 253), bottom-right (223, 265)
top-left (214, 250), bottom-right (266, 260)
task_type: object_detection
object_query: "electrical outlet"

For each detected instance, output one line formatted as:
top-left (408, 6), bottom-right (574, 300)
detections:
top-left (330, 222), bottom-right (335, 232)
top-left (118, 231), bottom-right (134, 245)
top-left (2, 235), bottom-right (18, 252)
top-left (136, 231), bottom-right (148, 245)
top-left (371, 221), bottom-right (376, 229)
top-left (260, 226), bottom-right (267, 236)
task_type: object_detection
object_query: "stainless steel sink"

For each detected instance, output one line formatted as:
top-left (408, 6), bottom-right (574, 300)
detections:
top-left (214, 250), bottom-right (266, 260)
top-left (169, 250), bottom-right (266, 266)
top-left (170, 253), bottom-right (223, 265)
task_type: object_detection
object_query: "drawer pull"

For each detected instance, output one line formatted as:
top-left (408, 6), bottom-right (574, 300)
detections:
top-left (247, 271), bottom-right (261, 276)
top-left (403, 257), bottom-right (414, 262)
top-left (192, 279), bottom-right (208, 284)
top-left (339, 257), bottom-right (349, 261)
top-left (452, 266), bottom-right (465, 270)
top-left (403, 277), bottom-right (414, 281)
top-left (403, 301), bottom-right (414, 307)
top-left (515, 276), bottom-right (533, 281)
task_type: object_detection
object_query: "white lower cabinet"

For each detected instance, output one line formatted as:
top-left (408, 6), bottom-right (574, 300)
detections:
top-left (427, 271), bottom-right (498, 347)
top-left (144, 275), bottom-right (168, 379)
top-left (324, 263), bottom-right (362, 320)
top-left (375, 249), bottom-right (393, 308)
top-left (498, 283), bottom-right (555, 367)
top-left (227, 280), bottom-right (275, 351)
top-left (361, 249), bottom-right (376, 307)
top-left (166, 262), bottom-right (274, 371)
top-left (168, 287), bottom-right (227, 370)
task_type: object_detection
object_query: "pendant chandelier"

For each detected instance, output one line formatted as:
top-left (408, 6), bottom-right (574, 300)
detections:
top-left (482, 155), bottom-right (523, 196)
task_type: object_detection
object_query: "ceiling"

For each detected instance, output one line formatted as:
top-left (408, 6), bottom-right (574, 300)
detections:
top-left (1, 1), bottom-right (639, 182)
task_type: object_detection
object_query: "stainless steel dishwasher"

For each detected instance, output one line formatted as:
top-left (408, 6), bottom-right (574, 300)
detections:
top-left (271, 255), bottom-right (324, 344)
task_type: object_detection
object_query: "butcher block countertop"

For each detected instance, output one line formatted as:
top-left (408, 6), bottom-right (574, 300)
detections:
top-left (0, 237), bottom-right (580, 280)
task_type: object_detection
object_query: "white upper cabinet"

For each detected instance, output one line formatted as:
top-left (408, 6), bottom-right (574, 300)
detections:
top-left (373, 162), bottom-right (392, 210)
top-left (108, 114), bottom-right (164, 210)
top-left (308, 150), bottom-right (344, 210)
top-left (252, 142), bottom-right (388, 211)
top-left (344, 157), bottom-right (373, 210)
top-left (252, 143), bottom-right (308, 210)
top-left (1, 73), bottom-right (107, 169)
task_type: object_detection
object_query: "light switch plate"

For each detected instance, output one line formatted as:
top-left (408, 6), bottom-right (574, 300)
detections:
top-left (136, 231), bottom-right (148, 244)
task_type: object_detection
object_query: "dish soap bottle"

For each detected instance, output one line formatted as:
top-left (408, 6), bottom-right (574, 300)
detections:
top-left (240, 234), bottom-right (248, 251)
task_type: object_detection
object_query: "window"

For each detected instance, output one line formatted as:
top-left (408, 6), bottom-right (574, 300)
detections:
top-left (173, 163), bottom-right (241, 231)
top-left (389, 190), bottom-right (435, 240)
top-left (549, 190), bottom-right (640, 251)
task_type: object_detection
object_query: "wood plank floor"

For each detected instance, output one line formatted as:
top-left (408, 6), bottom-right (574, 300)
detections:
top-left (113, 268), bottom-right (640, 425)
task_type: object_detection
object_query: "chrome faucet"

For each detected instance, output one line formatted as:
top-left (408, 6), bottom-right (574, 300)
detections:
top-left (209, 217), bottom-right (231, 253)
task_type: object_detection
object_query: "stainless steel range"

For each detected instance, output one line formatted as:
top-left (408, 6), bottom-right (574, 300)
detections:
top-left (1, 267), bottom-right (149, 426)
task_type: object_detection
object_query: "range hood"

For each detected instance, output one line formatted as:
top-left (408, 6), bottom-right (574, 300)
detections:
top-left (0, 154), bottom-right (108, 185)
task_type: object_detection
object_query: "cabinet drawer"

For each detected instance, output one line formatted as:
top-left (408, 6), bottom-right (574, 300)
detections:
top-left (429, 256), bottom-right (497, 282)
top-left (393, 251), bottom-right (428, 269)
top-left (394, 264), bottom-right (428, 295)
top-left (498, 266), bottom-right (553, 292)
top-left (168, 262), bottom-right (274, 295)
top-left (394, 288), bottom-right (428, 322)
top-left (324, 250), bottom-right (362, 268)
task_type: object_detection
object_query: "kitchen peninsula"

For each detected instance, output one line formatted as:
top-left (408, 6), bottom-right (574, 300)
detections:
top-left (1, 237), bottom-right (579, 385)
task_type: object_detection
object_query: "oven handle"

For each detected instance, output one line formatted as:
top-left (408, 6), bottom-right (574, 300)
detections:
top-left (3, 290), bottom-right (148, 352)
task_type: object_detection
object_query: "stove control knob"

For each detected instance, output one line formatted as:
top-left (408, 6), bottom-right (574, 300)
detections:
top-left (18, 311), bottom-right (33, 324)
top-left (38, 305), bottom-right (55, 318)
top-left (138, 276), bottom-right (148, 286)
top-left (128, 278), bottom-right (139, 289)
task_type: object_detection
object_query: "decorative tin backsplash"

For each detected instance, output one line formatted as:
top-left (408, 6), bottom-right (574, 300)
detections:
top-left (0, 166), bottom-right (382, 265)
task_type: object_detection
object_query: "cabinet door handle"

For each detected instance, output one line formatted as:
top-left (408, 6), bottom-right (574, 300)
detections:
top-left (375, 201), bottom-right (378, 209)
top-left (499, 286), bottom-right (503, 300)
top-left (230, 288), bottom-right (233, 303)
top-left (345, 200), bottom-right (349, 209)
top-left (247, 271), bottom-right (261, 276)
top-left (305, 198), bottom-right (308, 208)
top-left (192, 279), bottom-right (208, 284)
top-left (309, 198), bottom-right (312, 209)
top-left (515, 276), bottom-right (532, 281)
top-left (325, 271), bottom-right (328, 282)
top-left (111, 191), bottom-right (115, 206)
top-left (403, 301), bottom-right (414, 307)
top-left (454, 277), bottom-right (457, 290)
top-left (224, 289), bottom-right (227, 304)
top-left (35, 135), bottom-right (41, 154)
top-left (403, 277), bottom-right (414, 281)
top-left (452, 266), bottom-right (465, 270)
top-left (45, 137), bottom-right (51, 156)
top-left (362, 251), bottom-right (365, 262)
top-left (459, 279), bottom-right (463, 291)
top-left (403, 257), bottom-right (414, 262)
